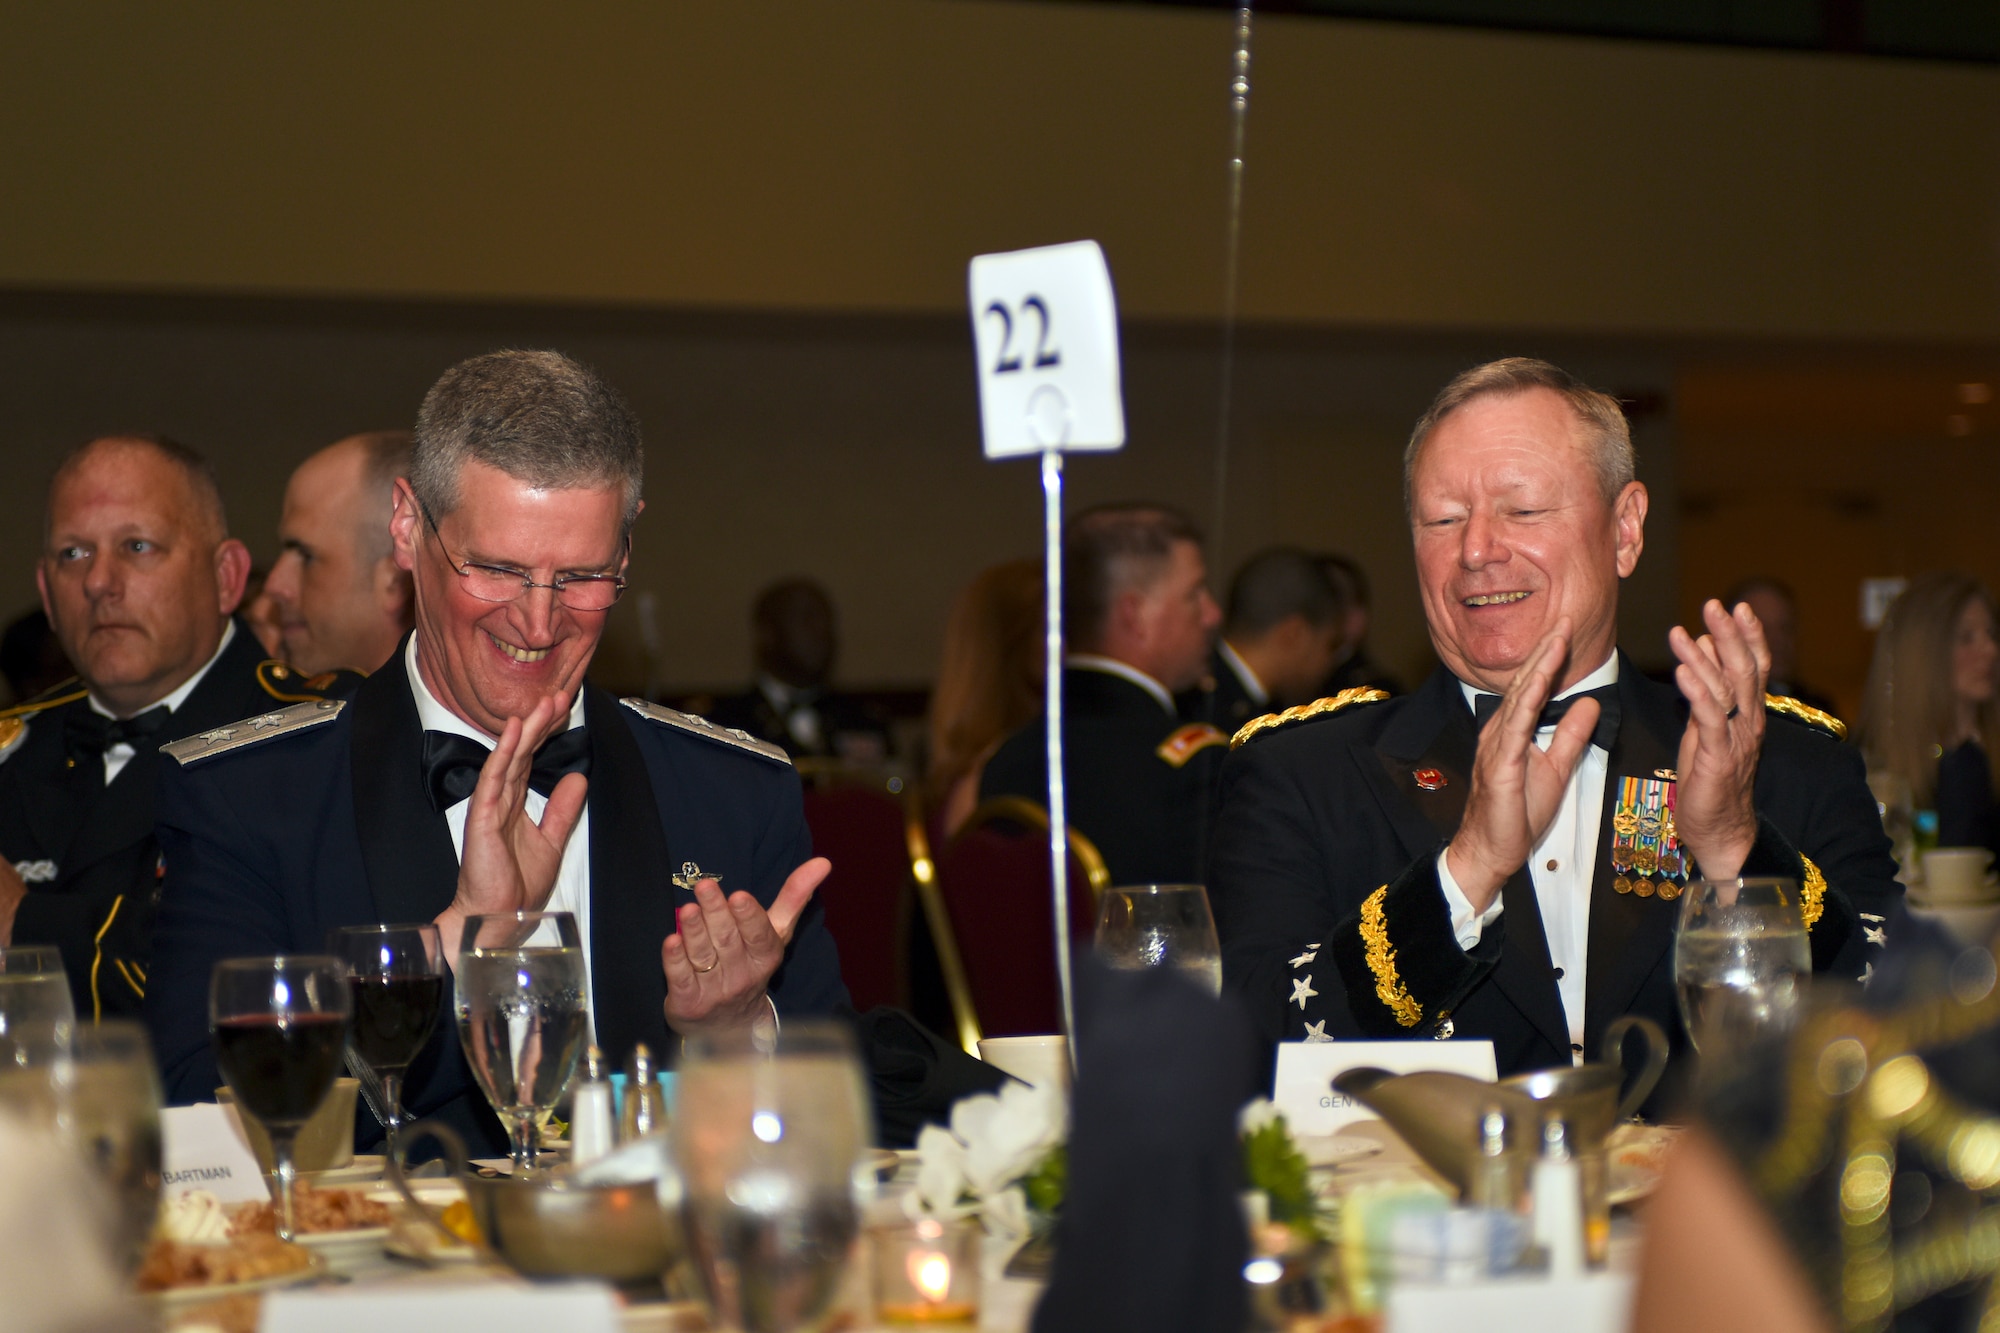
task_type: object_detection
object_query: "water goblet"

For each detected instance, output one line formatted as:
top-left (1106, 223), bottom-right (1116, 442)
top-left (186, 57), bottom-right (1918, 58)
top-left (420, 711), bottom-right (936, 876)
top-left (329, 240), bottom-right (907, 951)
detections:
top-left (327, 923), bottom-right (444, 1153)
top-left (456, 910), bottom-right (588, 1175)
top-left (1674, 876), bottom-right (1811, 1066)
top-left (1092, 883), bottom-right (1224, 995)
top-left (210, 955), bottom-right (351, 1240)
top-left (0, 945), bottom-right (75, 1068)
top-left (672, 1020), bottom-right (872, 1333)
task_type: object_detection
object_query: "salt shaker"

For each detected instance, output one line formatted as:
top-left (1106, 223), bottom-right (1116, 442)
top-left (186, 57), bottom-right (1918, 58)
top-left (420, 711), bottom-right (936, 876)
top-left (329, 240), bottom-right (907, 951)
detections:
top-left (1530, 1117), bottom-right (1585, 1278)
top-left (620, 1042), bottom-right (667, 1142)
top-left (1467, 1105), bottom-right (1520, 1214)
top-left (570, 1046), bottom-right (615, 1167)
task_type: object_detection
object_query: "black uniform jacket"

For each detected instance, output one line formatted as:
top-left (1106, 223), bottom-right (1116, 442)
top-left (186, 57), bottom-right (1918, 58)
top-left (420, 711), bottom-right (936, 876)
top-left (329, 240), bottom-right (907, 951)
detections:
top-left (1176, 643), bottom-right (1266, 737)
top-left (146, 648), bottom-right (849, 1152)
top-left (981, 665), bottom-right (1228, 887)
top-left (0, 621), bottom-right (351, 1021)
top-left (1209, 658), bottom-right (1901, 1093)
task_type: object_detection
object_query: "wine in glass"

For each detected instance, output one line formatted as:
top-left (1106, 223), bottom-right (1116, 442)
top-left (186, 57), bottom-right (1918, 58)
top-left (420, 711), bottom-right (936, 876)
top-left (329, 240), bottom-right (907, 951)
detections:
top-left (327, 923), bottom-right (444, 1152)
top-left (210, 956), bottom-right (351, 1240)
top-left (1093, 883), bottom-right (1225, 995)
top-left (1674, 876), bottom-right (1810, 1065)
top-left (0, 945), bottom-right (75, 1068)
top-left (672, 1021), bottom-right (871, 1333)
top-left (456, 910), bottom-right (588, 1175)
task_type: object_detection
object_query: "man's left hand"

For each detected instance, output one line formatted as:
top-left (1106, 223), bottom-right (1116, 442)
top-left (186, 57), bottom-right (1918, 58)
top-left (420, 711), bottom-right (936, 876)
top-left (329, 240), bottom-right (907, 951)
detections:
top-left (662, 857), bottom-right (832, 1038)
top-left (1668, 598), bottom-right (1769, 881)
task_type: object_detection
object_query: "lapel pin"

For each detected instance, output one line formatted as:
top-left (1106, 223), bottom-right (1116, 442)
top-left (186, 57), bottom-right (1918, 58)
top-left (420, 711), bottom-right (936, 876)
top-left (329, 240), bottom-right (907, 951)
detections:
top-left (1413, 767), bottom-right (1447, 791)
top-left (671, 862), bottom-right (719, 892)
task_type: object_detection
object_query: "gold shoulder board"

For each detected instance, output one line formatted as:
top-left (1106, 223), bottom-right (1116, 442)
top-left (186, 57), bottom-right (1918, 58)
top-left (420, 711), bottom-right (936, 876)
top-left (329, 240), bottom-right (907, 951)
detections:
top-left (161, 699), bottom-right (346, 766)
top-left (1156, 723), bottom-right (1227, 768)
top-left (1231, 687), bottom-right (1392, 749)
top-left (619, 698), bottom-right (793, 767)
top-left (1763, 693), bottom-right (1846, 741)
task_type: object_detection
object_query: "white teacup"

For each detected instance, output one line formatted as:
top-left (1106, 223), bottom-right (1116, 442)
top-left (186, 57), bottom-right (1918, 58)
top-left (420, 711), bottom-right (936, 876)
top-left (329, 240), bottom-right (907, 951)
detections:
top-left (1923, 847), bottom-right (1998, 903)
top-left (977, 1035), bottom-right (1070, 1092)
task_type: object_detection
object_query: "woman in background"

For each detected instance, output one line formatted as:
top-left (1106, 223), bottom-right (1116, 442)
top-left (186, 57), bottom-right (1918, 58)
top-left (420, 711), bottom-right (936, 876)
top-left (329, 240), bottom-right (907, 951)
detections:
top-left (1861, 572), bottom-right (2000, 857)
top-left (925, 559), bottom-right (1043, 836)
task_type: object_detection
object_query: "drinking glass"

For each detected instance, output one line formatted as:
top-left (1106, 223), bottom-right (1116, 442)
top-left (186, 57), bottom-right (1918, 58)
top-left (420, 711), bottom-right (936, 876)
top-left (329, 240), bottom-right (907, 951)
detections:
top-left (456, 910), bottom-right (587, 1175)
top-left (0, 945), bottom-right (75, 1068)
top-left (210, 955), bottom-right (351, 1240)
top-left (1092, 884), bottom-right (1224, 995)
top-left (1673, 877), bottom-right (1810, 1064)
top-left (327, 923), bottom-right (444, 1153)
top-left (672, 1020), bottom-right (872, 1333)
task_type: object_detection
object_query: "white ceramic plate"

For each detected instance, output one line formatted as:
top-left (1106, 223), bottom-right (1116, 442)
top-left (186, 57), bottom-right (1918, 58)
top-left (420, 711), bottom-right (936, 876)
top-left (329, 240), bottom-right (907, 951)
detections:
top-left (1607, 1123), bottom-right (1681, 1206)
top-left (1297, 1135), bottom-right (1385, 1168)
top-left (292, 1226), bottom-right (390, 1266)
top-left (143, 1248), bottom-right (328, 1307)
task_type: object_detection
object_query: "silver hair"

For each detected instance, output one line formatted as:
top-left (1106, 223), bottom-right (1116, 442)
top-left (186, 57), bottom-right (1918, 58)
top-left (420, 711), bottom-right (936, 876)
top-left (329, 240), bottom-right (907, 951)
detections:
top-left (1403, 357), bottom-right (1635, 511)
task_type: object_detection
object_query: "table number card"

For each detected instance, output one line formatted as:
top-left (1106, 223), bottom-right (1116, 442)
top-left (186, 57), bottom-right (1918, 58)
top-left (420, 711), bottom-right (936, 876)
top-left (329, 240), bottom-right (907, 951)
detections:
top-left (159, 1102), bottom-right (269, 1203)
top-left (967, 240), bottom-right (1125, 459)
top-left (1272, 1040), bottom-right (1498, 1136)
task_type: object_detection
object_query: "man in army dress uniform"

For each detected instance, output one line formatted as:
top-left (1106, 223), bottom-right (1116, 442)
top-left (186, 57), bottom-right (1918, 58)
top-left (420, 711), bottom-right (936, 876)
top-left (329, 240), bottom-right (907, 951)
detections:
top-left (982, 504), bottom-right (1230, 885)
top-left (1209, 359), bottom-right (1900, 1094)
top-left (146, 352), bottom-right (847, 1151)
top-left (1179, 547), bottom-right (1348, 735)
top-left (0, 435), bottom-right (350, 1020)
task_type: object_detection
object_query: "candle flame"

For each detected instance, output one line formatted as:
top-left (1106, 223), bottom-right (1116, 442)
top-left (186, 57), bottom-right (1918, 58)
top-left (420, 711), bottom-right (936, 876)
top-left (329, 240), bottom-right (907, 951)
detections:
top-left (908, 1249), bottom-right (953, 1303)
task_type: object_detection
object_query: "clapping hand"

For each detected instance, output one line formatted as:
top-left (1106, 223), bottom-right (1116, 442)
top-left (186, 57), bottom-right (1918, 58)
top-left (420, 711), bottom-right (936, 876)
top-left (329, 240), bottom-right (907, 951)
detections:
top-left (1446, 622), bottom-right (1603, 912)
top-left (436, 692), bottom-right (588, 959)
top-left (1667, 599), bottom-right (1768, 881)
top-left (662, 857), bottom-right (831, 1038)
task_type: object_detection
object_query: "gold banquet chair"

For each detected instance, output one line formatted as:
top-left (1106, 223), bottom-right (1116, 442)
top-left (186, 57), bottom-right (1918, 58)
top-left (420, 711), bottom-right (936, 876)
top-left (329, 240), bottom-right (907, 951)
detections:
top-left (910, 796), bottom-right (1112, 1052)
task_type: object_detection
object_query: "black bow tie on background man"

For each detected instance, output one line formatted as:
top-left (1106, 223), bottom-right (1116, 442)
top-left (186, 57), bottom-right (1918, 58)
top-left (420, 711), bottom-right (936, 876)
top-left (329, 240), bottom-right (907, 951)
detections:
top-left (421, 727), bottom-right (593, 814)
top-left (65, 705), bottom-right (173, 761)
top-left (1471, 683), bottom-right (1621, 752)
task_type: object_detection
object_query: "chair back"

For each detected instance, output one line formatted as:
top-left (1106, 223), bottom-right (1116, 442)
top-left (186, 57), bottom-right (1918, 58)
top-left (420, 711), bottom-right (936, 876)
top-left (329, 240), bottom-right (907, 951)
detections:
top-left (930, 798), bottom-right (1109, 1039)
top-left (799, 772), bottom-right (911, 1013)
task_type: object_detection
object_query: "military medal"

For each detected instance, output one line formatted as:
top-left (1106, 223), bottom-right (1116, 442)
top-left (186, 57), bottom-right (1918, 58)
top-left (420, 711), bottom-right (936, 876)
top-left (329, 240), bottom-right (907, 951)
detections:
top-left (1413, 767), bottom-right (1447, 791)
top-left (671, 862), bottom-right (719, 892)
top-left (1609, 773), bottom-right (1688, 901)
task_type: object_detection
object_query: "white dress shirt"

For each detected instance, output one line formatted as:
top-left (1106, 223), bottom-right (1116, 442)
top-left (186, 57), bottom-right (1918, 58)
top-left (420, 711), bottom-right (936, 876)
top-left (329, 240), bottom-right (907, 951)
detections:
top-left (1065, 654), bottom-right (1177, 715)
top-left (1216, 639), bottom-right (1270, 708)
top-left (1437, 653), bottom-right (1617, 1060)
top-left (88, 620), bottom-right (237, 786)
top-left (404, 636), bottom-right (596, 1028)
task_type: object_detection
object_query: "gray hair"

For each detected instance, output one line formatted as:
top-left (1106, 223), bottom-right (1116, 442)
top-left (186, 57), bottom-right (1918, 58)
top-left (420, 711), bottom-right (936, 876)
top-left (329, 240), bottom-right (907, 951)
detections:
top-left (1062, 503), bottom-right (1204, 652)
top-left (1403, 357), bottom-right (1635, 512)
top-left (410, 350), bottom-right (644, 529)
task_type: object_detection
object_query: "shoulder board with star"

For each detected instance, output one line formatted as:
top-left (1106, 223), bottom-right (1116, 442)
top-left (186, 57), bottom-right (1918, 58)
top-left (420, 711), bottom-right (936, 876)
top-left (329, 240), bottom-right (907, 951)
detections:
top-left (1231, 687), bottom-right (1392, 749)
top-left (1156, 722), bottom-right (1228, 768)
top-left (161, 699), bottom-right (346, 766)
top-left (0, 677), bottom-right (88, 764)
top-left (1763, 693), bottom-right (1846, 741)
top-left (619, 698), bottom-right (793, 767)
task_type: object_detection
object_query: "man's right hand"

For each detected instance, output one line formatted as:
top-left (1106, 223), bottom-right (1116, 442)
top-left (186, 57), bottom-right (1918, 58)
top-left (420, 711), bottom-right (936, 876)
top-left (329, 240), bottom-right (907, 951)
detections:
top-left (435, 693), bottom-right (588, 961)
top-left (1444, 623), bottom-right (1601, 912)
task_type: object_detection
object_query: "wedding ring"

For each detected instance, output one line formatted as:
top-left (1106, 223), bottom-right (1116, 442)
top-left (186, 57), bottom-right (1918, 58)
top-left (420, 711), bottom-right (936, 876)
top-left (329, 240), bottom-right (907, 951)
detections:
top-left (692, 955), bottom-right (719, 974)
top-left (1725, 705), bottom-right (1740, 720)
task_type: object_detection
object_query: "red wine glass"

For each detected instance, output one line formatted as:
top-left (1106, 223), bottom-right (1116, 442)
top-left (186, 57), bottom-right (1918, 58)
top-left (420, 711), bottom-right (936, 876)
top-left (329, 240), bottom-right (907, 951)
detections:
top-left (209, 956), bottom-right (351, 1240)
top-left (326, 924), bottom-right (443, 1155)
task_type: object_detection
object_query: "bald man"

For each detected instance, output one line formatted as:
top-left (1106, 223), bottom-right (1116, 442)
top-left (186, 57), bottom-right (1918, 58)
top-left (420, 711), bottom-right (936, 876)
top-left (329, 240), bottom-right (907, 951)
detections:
top-left (0, 436), bottom-right (351, 1020)
top-left (262, 432), bottom-right (415, 677)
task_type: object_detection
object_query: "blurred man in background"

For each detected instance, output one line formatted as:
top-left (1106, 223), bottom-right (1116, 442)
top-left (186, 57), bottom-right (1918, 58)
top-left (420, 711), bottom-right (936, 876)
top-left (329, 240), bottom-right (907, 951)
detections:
top-left (1179, 546), bottom-right (1346, 735)
top-left (1726, 576), bottom-right (1838, 718)
top-left (261, 431), bottom-right (415, 677)
top-left (709, 577), bottom-right (891, 762)
top-left (1318, 552), bottom-right (1405, 696)
top-left (982, 504), bottom-right (1227, 884)
top-left (0, 435), bottom-right (346, 1018)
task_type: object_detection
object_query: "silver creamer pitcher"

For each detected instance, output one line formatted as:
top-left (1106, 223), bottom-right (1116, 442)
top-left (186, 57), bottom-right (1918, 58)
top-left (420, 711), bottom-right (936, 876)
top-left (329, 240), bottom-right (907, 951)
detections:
top-left (1330, 1014), bottom-right (1668, 1197)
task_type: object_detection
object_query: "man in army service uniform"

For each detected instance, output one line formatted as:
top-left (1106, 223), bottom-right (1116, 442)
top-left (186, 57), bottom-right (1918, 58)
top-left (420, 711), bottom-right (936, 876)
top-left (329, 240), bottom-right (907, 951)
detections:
top-left (1208, 359), bottom-right (1900, 1098)
top-left (0, 435), bottom-right (351, 1020)
top-left (982, 504), bottom-right (1231, 885)
top-left (146, 351), bottom-right (847, 1153)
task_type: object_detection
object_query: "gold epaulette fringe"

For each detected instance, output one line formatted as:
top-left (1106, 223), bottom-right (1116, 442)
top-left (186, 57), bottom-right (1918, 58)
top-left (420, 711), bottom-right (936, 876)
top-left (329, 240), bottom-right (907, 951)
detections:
top-left (1359, 886), bottom-right (1423, 1028)
top-left (1765, 693), bottom-right (1846, 741)
top-left (1231, 687), bottom-right (1391, 749)
top-left (1801, 855), bottom-right (1825, 931)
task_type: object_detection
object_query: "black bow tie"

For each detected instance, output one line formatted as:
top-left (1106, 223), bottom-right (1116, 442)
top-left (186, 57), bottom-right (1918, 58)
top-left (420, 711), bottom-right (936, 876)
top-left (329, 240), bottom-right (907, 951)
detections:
top-left (420, 727), bottom-right (592, 813)
top-left (1472, 684), bottom-right (1621, 752)
top-left (65, 704), bottom-right (172, 759)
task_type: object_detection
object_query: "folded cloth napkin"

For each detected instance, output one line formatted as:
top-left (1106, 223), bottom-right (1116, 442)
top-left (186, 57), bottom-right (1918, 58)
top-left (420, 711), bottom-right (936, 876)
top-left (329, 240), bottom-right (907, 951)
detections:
top-left (1032, 958), bottom-right (1261, 1333)
top-left (850, 1005), bottom-right (1010, 1148)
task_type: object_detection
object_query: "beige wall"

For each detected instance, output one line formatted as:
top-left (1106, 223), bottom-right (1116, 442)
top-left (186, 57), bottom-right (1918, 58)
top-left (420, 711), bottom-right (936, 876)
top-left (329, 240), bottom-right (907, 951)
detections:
top-left (5, 3), bottom-right (1997, 338)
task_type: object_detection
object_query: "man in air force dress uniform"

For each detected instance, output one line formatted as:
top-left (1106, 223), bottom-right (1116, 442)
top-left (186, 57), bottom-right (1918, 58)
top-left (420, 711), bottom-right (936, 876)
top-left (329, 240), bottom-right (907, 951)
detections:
top-left (147, 352), bottom-right (846, 1150)
top-left (1208, 359), bottom-right (1900, 1095)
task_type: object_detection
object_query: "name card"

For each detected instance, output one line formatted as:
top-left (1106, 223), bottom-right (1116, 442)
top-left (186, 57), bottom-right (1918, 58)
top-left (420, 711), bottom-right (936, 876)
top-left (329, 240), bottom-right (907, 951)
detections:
top-left (1388, 1272), bottom-right (1633, 1333)
top-left (263, 1285), bottom-right (620, 1333)
top-left (968, 240), bottom-right (1125, 458)
top-left (159, 1103), bottom-right (269, 1203)
top-left (1273, 1040), bottom-right (1498, 1136)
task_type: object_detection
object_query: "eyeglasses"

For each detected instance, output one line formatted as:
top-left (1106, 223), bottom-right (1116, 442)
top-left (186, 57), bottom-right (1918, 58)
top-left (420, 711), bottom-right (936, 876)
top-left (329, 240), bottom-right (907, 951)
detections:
top-left (418, 501), bottom-right (627, 612)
